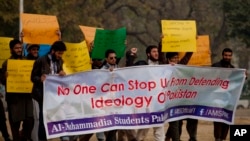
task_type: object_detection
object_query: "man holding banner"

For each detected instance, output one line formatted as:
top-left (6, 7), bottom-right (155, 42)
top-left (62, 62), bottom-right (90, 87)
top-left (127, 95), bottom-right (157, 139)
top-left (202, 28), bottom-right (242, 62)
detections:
top-left (100, 49), bottom-right (118, 141)
top-left (212, 48), bottom-right (235, 141)
top-left (31, 41), bottom-right (67, 141)
top-left (136, 45), bottom-right (165, 141)
top-left (164, 51), bottom-right (198, 141)
top-left (1, 39), bottom-right (34, 141)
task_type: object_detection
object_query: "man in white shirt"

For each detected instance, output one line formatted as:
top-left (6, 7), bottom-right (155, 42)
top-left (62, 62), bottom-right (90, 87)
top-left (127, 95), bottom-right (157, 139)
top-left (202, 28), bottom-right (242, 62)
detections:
top-left (136, 45), bottom-right (165, 141)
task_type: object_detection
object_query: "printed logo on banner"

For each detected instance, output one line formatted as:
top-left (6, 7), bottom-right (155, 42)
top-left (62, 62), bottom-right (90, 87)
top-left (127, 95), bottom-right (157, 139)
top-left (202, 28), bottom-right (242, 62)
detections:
top-left (230, 125), bottom-right (250, 141)
top-left (170, 109), bottom-right (174, 117)
top-left (199, 109), bottom-right (205, 116)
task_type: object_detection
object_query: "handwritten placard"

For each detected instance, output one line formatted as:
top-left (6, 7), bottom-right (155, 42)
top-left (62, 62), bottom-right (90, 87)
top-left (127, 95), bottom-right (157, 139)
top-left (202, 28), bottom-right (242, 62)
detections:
top-left (0, 37), bottom-right (12, 68)
top-left (21, 13), bottom-right (60, 44)
top-left (7, 60), bottom-right (34, 93)
top-left (79, 25), bottom-right (103, 51)
top-left (91, 27), bottom-right (126, 59)
top-left (179, 35), bottom-right (211, 66)
top-left (161, 20), bottom-right (197, 52)
top-left (63, 41), bottom-right (92, 74)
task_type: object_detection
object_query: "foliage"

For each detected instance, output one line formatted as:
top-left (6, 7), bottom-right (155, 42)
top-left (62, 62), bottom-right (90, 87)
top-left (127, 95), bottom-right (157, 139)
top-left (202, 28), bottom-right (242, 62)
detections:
top-left (0, 0), bottom-right (19, 37)
top-left (0, 0), bottom-right (249, 59)
top-left (223, 0), bottom-right (250, 47)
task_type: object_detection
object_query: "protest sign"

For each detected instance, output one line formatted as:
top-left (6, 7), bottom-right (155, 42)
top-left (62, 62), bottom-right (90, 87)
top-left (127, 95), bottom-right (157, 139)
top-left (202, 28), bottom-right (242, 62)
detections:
top-left (179, 35), bottom-right (211, 66)
top-left (63, 41), bottom-right (91, 74)
top-left (7, 60), bottom-right (34, 93)
top-left (21, 13), bottom-right (59, 44)
top-left (0, 37), bottom-right (12, 68)
top-left (91, 27), bottom-right (126, 59)
top-left (79, 25), bottom-right (103, 51)
top-left (161, 20), bottom-right (197, 52)
top-left (44, 65), bottom-right (246, 138)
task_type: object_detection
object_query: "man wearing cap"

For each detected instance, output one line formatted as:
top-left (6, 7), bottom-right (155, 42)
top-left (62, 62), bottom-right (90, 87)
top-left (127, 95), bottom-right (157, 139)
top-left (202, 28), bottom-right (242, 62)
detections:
top-left (26, 44), bottom-right (40, 60)
top-left (25, 44), bottom-right (40, 141)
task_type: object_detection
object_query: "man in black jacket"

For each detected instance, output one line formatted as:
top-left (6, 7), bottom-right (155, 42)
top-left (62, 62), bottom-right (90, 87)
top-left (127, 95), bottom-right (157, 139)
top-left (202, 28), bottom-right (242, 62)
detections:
top-left (212, 48), bottom-right (234, 141)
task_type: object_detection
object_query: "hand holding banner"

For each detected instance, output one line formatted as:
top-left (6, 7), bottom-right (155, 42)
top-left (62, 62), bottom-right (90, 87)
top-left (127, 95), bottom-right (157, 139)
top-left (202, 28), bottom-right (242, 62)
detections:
top-left (44, 65), bottom-right (246, 138)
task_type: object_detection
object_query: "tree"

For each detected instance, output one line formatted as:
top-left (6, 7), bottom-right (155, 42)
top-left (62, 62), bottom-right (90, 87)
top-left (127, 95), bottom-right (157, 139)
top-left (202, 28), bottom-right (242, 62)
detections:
top-left (223, 0), bottom-right (250, 47)
top-left (0, 0), bottom-right (19, 37)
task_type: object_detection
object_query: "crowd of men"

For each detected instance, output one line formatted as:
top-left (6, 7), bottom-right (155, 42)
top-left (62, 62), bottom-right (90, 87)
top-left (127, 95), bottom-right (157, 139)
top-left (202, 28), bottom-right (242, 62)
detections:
top-left (0, 33), bottom-right (241, 141)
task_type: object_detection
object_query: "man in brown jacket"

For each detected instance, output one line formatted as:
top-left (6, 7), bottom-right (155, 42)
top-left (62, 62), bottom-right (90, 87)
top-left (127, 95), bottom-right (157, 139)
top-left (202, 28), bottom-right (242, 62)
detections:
top-left (31, 41), bottom-right (67, 141)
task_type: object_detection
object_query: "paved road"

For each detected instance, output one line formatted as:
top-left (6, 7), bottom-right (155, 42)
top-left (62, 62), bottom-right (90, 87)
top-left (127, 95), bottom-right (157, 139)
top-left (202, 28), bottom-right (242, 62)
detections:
top-left (235, 108), bottom-right (250, 117)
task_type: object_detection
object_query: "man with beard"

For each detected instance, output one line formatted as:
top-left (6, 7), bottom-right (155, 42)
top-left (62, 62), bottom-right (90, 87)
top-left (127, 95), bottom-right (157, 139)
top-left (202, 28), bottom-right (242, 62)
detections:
top-left (163, 52), bottom-right (197, 141)
top-left (136, 45), bottom-right (165, 141)
top-left (100, 49), bottom-right (118, 141)
top-left (25, 44), bottom-right (40, 141)
top-left (1, 39), bottom-right (34, 141)
top-left (31, 41), bottom-right (66, 141)
top-left (211, 48), bottom-right (234, 141)
top-left (26, 44), bottom-right (40, 60)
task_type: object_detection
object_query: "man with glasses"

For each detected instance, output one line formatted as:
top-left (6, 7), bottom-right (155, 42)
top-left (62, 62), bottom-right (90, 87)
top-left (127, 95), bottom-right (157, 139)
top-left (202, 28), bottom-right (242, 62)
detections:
top-left (101, 49), bottom-right (118, 70)
top-left (99, 49), bottom-right (118, 141)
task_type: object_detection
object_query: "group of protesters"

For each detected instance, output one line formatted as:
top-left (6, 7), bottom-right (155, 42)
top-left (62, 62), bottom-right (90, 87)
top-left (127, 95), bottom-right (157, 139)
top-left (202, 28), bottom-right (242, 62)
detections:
top-left (0, 28), bottom-right (241, 141)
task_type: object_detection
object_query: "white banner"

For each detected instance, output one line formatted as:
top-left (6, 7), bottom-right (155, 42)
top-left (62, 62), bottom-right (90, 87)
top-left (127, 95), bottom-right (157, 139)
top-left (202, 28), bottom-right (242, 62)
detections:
top-left (44, 65), bottom-right (246, 139)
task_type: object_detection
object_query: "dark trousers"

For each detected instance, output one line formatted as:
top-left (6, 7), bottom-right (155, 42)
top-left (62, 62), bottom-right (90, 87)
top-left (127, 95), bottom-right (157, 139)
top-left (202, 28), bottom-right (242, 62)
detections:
top-left (0, 100), bottom-right (10, 140)
top-left (186, 119), bottom-right (198, 141)
top-left (38, 103), bottom-right (47, 140)
top-left (7, 103), bottom-right (34, 141)
top-left (213, 122), bottom-right (229, 140)
top-left (0, 119), bottom-right (9, 140)
top-left (105, 130), bottom-right (117, 141)
top-left (165, 121), bottom-right (180, 141)
top-left (8, 116), bottom-right (34, 141)
top-left (79, 134), bottom-right (93, 141)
